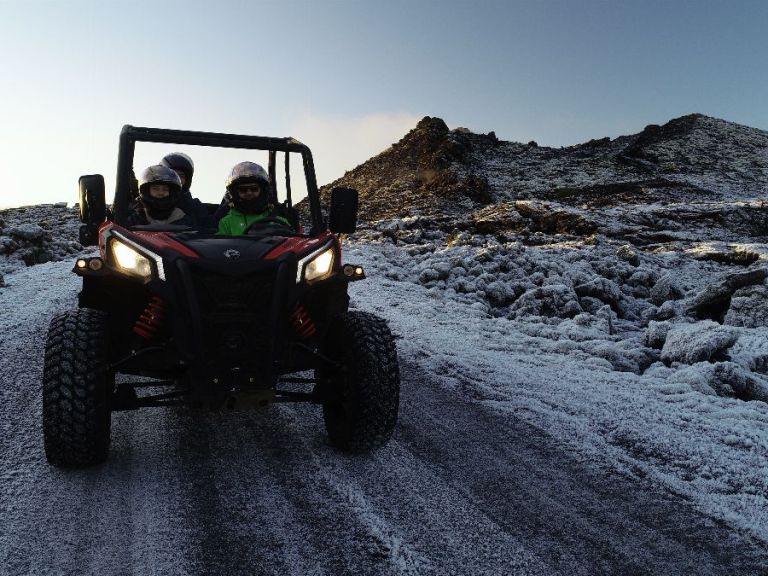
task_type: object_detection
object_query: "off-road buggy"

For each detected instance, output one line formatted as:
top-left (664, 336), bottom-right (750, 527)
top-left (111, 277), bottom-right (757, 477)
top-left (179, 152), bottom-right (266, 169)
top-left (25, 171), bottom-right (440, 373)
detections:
top-left (43, 125), bottom-right (400, 468)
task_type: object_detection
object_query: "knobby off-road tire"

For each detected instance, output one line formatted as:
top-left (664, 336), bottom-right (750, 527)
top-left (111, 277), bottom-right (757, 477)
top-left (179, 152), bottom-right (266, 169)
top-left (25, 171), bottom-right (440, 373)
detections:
top-left (320, 311), bottom-right (400, 453)
top-left (43, 308), bottom-right (112, 468)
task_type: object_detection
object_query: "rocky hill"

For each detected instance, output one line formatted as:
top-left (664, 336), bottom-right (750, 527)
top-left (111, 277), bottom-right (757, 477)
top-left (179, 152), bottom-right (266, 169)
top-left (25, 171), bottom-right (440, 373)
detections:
top-left (317, 114), bottom-right (768, 253)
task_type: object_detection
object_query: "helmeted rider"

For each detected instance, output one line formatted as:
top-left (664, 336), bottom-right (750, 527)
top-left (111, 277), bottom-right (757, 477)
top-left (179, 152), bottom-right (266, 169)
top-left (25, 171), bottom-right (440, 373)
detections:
top-left (160, 152), bottom-right (195, 192)
top-left (217, 161), bottom-right (290, 235)
top-left (160, 152), bottom-right (213, 228)
top-left (126, 165), bottom-right (194, 226)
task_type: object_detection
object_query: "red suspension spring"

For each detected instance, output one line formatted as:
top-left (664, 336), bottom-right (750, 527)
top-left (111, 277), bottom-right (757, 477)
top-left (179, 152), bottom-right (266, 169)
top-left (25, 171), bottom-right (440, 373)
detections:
top-left (133, 296), bottom-right (168, 340)
top-left (289, 303), bottom-right (317, 338)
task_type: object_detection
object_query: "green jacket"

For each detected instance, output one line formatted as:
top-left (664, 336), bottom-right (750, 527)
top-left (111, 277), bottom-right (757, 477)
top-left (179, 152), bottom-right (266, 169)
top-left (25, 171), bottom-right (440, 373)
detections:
top-left (217, 207), bottom-right (290, 236)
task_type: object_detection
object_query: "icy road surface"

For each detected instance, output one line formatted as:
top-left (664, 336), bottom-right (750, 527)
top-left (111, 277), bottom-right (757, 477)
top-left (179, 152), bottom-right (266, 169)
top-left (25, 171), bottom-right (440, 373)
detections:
top-left (1, 257), bottom-right (767, 575)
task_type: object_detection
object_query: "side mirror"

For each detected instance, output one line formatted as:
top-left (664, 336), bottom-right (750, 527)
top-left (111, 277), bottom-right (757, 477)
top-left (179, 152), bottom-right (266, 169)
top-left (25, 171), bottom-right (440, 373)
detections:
top-left (79, 174), bottom-right (107, 223)
top-left (328, 187), bottom-right (359, 234)
top-left (78, 174), bottom-right (106, 246)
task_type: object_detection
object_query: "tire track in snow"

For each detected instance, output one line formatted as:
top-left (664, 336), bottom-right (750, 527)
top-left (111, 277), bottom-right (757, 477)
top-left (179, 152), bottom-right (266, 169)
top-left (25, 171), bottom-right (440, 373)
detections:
top-left (277, 404), bottom-right (553, 575)
top-left (394, 360), bottom-right (768, 576)
top-left (170, 409), bottom-right (312, 576)
top-left (169, 406), bottom-right (422, 576)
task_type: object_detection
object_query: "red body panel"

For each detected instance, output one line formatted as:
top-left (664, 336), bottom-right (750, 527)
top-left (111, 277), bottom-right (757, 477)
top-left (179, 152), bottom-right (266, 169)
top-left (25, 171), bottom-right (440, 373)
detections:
top-left (99, 223), bottom-right (200, 258)
top-left (131, 231), bottom-right (200, 258)
top-left (98, 221), bottom-right (114, 259)
top-left (264, 231), bottom-right (338, 260)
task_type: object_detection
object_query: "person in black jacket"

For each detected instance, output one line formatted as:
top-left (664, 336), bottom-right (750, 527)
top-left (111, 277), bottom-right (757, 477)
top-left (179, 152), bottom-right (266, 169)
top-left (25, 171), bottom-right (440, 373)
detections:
top-left (126, 165), bottom-right (195, 227)
top-left (160, 152), bottom-right (213, 228)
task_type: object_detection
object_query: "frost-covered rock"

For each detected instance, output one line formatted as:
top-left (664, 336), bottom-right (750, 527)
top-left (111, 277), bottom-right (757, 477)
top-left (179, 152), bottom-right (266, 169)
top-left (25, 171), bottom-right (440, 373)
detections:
top-left (649, 273), bottom-right (684, 305)
top-left (732, 370), bottom-right (768, 403)
top-left (0, 271), bottom-right (4, 288)
top-left (724, 285), bottom-right (768, 328)
top-left (588, 256), bottom-right (633, 281)
top-left (668, 363), bottom-right (730, 396)
top-left (578, 296), bottom-right (605, 314)
top-left (514, 200), bottom-right (597, 235)
top-left (616, 244), bottom-right (640, 266)
top-left (654, 299), bottom-right (683, 320)
top-left (640, 304), bottom-right (660, 324)
top-left (471, 202), bottom-right (524, 234)
top-left (19, 247), bottom-right (54, 266)
top-left (668, 361), bottom-right (768, 401)
top-left (686, 267), bottom-right (768, 320)
top-left (574, 278), bottom-right (625, 314)
top-left (661, 321), bottom-right (738, 365)
top-left (418, 268), bottom-right (440, 283)
top-left (726, 330), bottom-right (768, 375)
top-left (507, 284), bottom-right (581, 319)
top-left (723, 267), bottom-right (768, 290)
top-left (8, 224), bottom-right (48, 242)
top-left (0, 236), bottom-right (19, 255)
top-left (646, 320), bottom-right (672, 349)
top-left (582, 339), bottom-right (658, 373)
top-left (685, 284), bottom-right (733, 321)
top-left (376, 219), bottom-right (406, 233)
top-left (418, 261), bottom-right (453, 283)
top-left (627, 269), bottom-right (656, 288)
top-left (485, 280), bottom-right (516, 307)
top-left (0, 205), bottom-right (85, 275)
top-left (405, 243), bottom-right (436, 256)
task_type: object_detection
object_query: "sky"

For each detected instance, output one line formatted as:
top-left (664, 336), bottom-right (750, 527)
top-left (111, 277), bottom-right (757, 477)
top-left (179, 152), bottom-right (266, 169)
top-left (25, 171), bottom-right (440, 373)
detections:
top-left (0, 0), bottom-right (767, 207)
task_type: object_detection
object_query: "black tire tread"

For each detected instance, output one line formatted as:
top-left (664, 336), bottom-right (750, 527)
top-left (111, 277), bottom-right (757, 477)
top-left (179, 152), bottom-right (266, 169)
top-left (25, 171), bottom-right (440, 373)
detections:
top-left (321, 311), bottom-right (400, 453)
top-left (43, 308), bottom-right (112, 467)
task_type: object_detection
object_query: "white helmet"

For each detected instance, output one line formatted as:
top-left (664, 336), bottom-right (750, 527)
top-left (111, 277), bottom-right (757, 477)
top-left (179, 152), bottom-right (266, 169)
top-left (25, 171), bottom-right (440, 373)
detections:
top-left (136, 165), bottom-right (182, 219)
top-left (226, 161), bottom-right (269, 190)
top-left (226, 161), bottom-right (271, 214)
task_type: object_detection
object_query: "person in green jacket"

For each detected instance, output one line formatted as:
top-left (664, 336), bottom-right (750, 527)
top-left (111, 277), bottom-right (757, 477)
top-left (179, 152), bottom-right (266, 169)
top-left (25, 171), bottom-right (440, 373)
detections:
top-left (217, 161), bottom-right (290, 235)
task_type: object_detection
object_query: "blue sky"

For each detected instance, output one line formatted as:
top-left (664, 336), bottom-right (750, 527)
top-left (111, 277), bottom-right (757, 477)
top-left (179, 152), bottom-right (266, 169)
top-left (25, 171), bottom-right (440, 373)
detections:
top-left (1, 0), bottom-right (766, 207)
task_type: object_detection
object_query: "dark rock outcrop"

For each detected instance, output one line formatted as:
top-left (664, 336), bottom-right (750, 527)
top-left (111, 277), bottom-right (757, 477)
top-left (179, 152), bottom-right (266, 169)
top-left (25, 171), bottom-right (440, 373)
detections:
top-left (685, 267), bottom-right (768, 321)
top-left (620, 114), bottom-right (704, 163)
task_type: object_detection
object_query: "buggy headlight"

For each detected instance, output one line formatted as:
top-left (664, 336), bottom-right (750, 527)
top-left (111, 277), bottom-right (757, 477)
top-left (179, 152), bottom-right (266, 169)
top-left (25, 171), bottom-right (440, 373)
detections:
top-left (109, 238), bottom-right (153, 282)
top-left (300, 246), bottom-right (335, 282)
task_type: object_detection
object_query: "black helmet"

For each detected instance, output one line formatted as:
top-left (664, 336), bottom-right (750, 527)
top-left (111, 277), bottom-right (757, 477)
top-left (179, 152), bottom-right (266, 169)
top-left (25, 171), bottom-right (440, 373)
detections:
top-left (226, 161), bottom-right (270, 214)
top-left (138, 165), bottom-right (182, 219)
top-left (161, 152), bottom-right (194, 189)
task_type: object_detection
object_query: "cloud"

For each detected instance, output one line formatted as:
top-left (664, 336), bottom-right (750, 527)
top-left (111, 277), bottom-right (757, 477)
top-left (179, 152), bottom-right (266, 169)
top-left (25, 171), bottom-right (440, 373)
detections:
top-left (289, 112), bottom-right (421, 187)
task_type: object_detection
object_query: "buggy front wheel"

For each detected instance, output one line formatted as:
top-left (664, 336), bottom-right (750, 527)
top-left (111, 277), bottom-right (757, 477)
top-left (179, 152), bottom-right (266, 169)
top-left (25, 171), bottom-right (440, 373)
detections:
top-left (42, 308), bottom-right (113, 467)
top-left (318, 311), bottom-right (400, 453)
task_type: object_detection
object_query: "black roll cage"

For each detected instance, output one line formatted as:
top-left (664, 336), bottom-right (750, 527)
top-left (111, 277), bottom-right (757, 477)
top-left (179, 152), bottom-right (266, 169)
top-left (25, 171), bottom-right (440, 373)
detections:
top-left (114, 125), bottom-right (324, 232)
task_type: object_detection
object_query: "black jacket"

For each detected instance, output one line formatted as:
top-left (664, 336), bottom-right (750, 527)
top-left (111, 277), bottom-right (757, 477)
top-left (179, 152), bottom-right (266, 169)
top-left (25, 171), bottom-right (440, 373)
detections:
top-left (178, 189), bottom-right (215, 229)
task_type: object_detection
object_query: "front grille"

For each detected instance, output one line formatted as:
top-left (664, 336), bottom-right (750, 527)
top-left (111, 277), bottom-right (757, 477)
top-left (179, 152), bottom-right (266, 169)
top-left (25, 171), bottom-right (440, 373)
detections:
top-left (193, 270), bottom-right (275, 314)
top-left (190, 268), bottom-right (277, 363)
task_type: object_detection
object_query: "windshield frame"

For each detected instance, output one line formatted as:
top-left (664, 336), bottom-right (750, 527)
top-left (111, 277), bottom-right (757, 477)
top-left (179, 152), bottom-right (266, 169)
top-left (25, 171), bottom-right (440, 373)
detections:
top-left (114, 125), bottom-right (324, 234)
